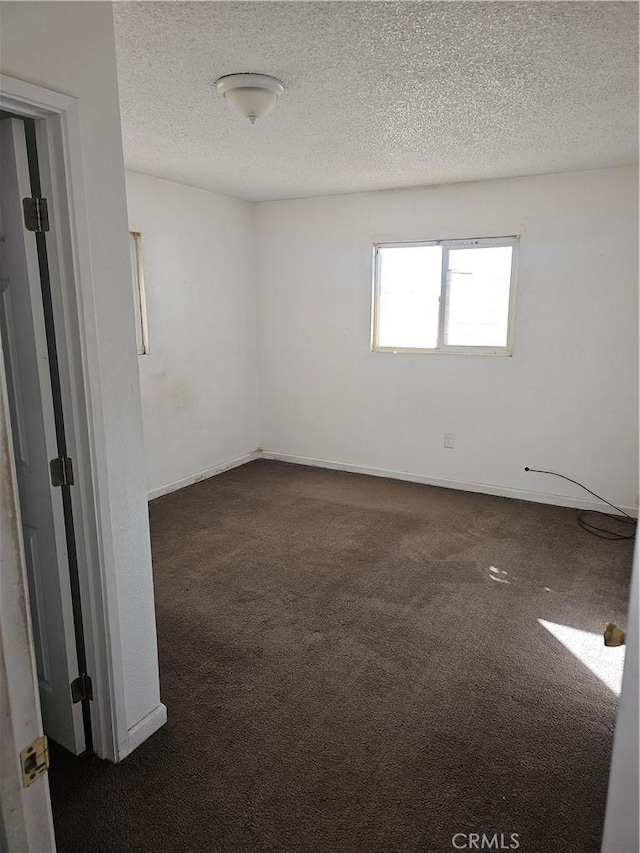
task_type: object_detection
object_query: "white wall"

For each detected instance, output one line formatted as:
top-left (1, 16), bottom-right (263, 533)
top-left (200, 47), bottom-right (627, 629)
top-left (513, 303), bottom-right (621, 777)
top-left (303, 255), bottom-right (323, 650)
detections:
top-left (254, 167), bottom-right (639, 512)
top-left (1, 2), bottom-right (164, 755)
top-left (125, 172), bottom-right (258, 497)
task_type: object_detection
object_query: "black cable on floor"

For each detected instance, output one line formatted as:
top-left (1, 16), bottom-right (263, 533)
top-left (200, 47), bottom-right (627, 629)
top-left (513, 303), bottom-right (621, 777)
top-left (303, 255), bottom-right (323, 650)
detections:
top-left (524, 467), bottom-right (637, 541)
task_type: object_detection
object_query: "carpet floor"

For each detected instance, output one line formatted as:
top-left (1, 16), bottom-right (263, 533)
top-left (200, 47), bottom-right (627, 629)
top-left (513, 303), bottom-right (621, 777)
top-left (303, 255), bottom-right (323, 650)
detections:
top-left (49, 460), bottom-right (634, 853)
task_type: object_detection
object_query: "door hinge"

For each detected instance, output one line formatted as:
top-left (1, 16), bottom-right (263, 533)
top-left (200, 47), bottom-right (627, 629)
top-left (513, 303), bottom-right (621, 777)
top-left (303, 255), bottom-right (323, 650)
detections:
top-left (50, 455), bottom-right (74, 487)
top-left (20, 735), bottom-right (49, 787)
top-left (71, 673), bottom-right (93, 704)
top-left (22, 197), bottom-right (50, 233)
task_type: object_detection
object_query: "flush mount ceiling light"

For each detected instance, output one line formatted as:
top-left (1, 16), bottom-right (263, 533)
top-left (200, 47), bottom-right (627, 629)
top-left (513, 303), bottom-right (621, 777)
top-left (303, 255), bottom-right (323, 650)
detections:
top-left (214, 73), bottom-right (285, 124)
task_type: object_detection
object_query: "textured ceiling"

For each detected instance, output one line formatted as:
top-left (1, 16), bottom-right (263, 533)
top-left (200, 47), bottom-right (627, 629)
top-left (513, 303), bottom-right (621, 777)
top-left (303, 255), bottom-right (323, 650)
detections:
top-left (113, 1), bottom-right (639, 202)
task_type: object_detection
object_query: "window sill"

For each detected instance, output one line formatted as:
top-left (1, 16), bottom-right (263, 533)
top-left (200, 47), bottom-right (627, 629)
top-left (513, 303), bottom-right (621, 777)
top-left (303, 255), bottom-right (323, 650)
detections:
top-left (371, 346), bottom-right (513, 357)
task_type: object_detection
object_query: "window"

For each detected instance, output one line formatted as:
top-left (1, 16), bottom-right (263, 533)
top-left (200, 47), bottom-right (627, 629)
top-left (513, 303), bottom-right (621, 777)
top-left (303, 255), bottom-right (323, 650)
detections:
top-left (372, 236), bottom-right (518, 355)
top-left (129, 230), bottom-right (149, 355)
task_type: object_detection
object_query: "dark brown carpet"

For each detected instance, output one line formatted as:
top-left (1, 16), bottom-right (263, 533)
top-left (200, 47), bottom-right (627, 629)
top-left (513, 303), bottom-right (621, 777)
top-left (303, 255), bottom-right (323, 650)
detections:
top-left (50, 459), bottom-right (633, 853)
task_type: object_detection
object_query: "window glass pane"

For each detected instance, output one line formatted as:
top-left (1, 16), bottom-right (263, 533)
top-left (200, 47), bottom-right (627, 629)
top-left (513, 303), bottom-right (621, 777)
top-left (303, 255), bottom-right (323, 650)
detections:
top-left (444, 246), bottom-right (512, 347)
top-left (377, 246), bottom-right (441, 348)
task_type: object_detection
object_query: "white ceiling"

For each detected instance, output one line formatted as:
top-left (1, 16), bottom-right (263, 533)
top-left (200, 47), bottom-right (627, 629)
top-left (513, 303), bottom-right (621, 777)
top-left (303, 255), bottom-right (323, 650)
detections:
top-left (113, 1), bottom-right (639, 202)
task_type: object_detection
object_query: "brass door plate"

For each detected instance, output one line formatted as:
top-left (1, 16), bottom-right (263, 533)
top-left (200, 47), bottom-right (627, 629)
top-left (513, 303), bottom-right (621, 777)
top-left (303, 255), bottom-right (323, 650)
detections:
top-left (20, 735), bottom-right (49, 787)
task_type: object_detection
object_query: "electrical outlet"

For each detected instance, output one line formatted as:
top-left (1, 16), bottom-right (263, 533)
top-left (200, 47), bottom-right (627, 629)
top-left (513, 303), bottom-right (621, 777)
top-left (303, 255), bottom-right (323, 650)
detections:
top-left (444, 433), bottom-right (455, 449)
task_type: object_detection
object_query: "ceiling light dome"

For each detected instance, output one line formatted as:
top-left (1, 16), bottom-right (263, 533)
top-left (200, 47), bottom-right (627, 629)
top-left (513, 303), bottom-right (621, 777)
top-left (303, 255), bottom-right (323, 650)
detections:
top-left (215, 73), bottom-right (285, 124)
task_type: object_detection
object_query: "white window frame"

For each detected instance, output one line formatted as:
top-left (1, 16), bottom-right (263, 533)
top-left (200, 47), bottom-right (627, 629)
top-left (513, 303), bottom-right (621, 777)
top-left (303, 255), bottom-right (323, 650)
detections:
top-left (371, 235), bottom-right (519, 356)
top-left (129, 230), bottom-right (149, 356)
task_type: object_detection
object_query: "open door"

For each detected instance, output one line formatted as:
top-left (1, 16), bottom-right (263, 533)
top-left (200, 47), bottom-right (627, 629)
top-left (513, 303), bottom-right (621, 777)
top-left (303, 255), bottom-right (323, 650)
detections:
top-left (0, 117), bottom-right (86, 755)
top-left (0, 315), bottom-right (56, 853)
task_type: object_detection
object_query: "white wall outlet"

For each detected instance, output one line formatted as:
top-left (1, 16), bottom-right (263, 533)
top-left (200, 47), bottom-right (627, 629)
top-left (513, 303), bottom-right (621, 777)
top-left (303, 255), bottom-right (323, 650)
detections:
top-left (444, 432), bottom-right (455, 449)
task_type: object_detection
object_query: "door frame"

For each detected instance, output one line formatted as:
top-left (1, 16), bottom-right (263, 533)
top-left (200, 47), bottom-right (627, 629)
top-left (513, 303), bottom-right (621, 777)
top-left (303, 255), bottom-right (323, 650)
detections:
top-left (1, 114), bottom-right (88, 754)
top-left (0, 74), bottom-right (127, 761)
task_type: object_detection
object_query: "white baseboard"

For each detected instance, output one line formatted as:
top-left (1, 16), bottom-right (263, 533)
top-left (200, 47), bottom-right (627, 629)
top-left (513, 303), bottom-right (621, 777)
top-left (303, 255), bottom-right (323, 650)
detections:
top-left (145, 447), bottom-right (637, 515)
top-left (118, 702), bottom-right (167, 761)
top-left (148, 451), bottom-right (259, 500)
top-left (260, 451), bottom-right (638, 517)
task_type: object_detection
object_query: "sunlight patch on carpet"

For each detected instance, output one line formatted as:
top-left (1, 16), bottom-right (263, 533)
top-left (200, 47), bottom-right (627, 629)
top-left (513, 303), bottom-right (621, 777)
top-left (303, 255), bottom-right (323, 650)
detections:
top-left (538, 619), bottom-right (625, 695)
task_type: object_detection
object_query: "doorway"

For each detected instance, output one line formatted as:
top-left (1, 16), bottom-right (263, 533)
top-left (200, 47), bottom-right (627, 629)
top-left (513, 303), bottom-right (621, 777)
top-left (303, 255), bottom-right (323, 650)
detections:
top-left (0, 114), bottom-right (91, 755)
top-left (1, 72), bottom-right (167, 774)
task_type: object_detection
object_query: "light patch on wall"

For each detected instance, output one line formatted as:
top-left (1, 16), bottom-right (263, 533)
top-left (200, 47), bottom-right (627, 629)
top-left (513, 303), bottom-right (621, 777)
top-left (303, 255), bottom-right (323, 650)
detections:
top-left (539, 618), bottom-right (625, 695)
